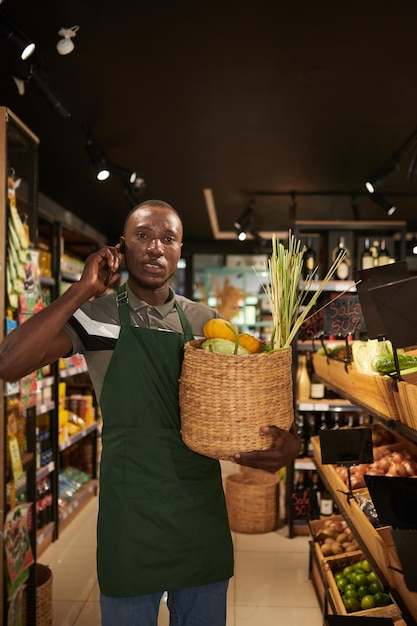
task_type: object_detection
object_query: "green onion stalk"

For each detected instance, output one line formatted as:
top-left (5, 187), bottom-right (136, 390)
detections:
top-left (261, 231), bottom-right (347, 351)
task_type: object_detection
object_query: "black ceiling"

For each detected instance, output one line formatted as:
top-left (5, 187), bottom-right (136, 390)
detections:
top-left (2, 0), bottom-right (417, 246)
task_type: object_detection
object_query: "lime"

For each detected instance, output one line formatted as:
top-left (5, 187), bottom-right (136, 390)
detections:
top-left (361, 559), bottom-right (372, 573)
top-left (353, 573), bottom-right (368, 587)
top-left (367, 571), bottom-right (378, 583)
top-left (336, 576), bottom-right (349, 591)
top-left (357, 585), bottom-right (370, 599)
top-left (344, 583), bottom-right (357, 593)
top-left (369, 580), bottom-right (383, 595)
top-left (343, 565), bottom-right (354, 577)
top-left (344, 597), bottom-right (361, 613)
top-left (373, 592), bottom-right (392, 607)
top-left (361, 594), bottom-right (376, 610)
top-left (344, 588), bottom-right (359, 599)
top-left (334, 572), bottom-right (346, 582)
top-left (353, 560), bottom-right (364, 571)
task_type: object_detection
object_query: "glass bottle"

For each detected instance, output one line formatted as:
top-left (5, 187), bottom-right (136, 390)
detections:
top-left (332, 236), bottom-right (352, 280)
top-left (294, 414), bottom-right (307, 458)
top-left (296, 354), bottom-right (311, 401)
top-left (361, 238), bottom-right (374, 270)
top-left (378, 239), bottom-right (390, 266)
top-left (320, 488), bottom-right (334, 516)
top-left (303, 238), bottom-right (318, 280)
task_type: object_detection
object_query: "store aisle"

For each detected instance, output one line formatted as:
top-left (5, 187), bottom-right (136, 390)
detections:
top-left (38, 462), bottom-right (322, 626)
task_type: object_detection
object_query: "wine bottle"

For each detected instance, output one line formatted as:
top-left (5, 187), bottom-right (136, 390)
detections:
top-left (320, 488), bottom-right (334, 516)
top-left (378, 239), bottom-right (391, 266)
top-left (296, 354), bottom-right (311, 401)
top-left (332, 236), bottom-right (352, 280)
top-left (303, 238), bottom-right (318, 280)
top-left (310, 373), bottom-right (325, 400)
top-left (295, 414), bottom-right (307, 458)
top-left (361, 238), bottom-right (374, 270)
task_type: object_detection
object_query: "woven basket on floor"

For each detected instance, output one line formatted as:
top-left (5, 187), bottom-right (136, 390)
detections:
top-left (226, 467), bottom-right (280, 533)
top-left (179, 340), bottom-right (293, 460)
top-left (36, 563), bottom-right (53, 626)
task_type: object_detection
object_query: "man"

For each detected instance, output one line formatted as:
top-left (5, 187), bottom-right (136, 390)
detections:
top-left (0, 200), bottom-right (301, 625)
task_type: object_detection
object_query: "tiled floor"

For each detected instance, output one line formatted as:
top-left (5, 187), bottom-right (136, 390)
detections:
top-left (38, 462), bottom-right (323, 626)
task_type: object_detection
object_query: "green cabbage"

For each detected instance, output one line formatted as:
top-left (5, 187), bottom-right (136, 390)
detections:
top-left (201, 338), bottom-right (249, 355)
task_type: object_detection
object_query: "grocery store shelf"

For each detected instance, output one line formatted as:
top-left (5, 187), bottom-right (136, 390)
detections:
top-left (59, 479), bottom-right (98, 533)
top-left (36, 461), bottom-right (55, 481)
top-left (37, 521), bottom-right (55, 556)
top-left (59, 422), bottom-right (98, 451)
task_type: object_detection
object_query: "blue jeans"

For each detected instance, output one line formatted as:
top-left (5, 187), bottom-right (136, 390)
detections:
top-left (100, 580), bottom-right (229, 626)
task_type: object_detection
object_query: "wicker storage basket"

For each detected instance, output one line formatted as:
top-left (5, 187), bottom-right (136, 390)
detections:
top-left (179, 340), bottom-right (294, 460)
top-left (36, 563), bottom-right (53, 626)
top-left (225, 467), bottom-right (280, 533)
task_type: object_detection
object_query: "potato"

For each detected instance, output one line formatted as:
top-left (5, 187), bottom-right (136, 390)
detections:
top-left (321, 544), bottom-right (334, 557)
top-left (336, 532), bottom-right (348, 544)
top-left (331, 542), bottom-right (344, 555)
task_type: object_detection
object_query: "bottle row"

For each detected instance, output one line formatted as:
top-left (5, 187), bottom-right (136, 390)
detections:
top-left (302, 233), bottom-right (396, 281)
top-left (293, 469), bottom-right (336, 518)
top-left (295, 410), bottom-right (370, 458)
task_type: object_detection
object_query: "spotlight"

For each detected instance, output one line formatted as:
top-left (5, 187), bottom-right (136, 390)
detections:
top-left (0, 9), bottom-right (36, 59)
top-left (106, 162), bottom-right (137, 185)
top-left (237, 229), bottom-right (248, 242)
top-left (365, 161), bottom-right (400, 194)
top-left (369, 191), bottom-right (396, 216)
top-left (233, 206), bottom-right (253, 231)
top-left (86, 135), bottom-right (110, 181)
top-left (56, 25), bottom-right (79, 55)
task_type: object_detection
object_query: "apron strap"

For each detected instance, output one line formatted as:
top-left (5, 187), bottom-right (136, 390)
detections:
top-left (116, 283), bottom-right (195, 341)
top-left (116, 284), bottom-right (131, 326)
top-left (174, 301), bottom-right (194, 342)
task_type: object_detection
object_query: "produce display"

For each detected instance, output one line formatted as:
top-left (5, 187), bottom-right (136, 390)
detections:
top-left (335, 442), bottom-right (417, 490)
top-left (331, 558), bottom-right (393, 613)
top-left (317, 338), bottom-right (417, 377)
top-left (312, 517), bottom-right (360, 557)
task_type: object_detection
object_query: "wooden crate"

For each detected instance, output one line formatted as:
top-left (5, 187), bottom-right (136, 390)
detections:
top-left (377, 527), bottom-right (417, 624)
top-left (348, 366), bottom-right (399, 420)
top-left (308, 515), bottom-right (362, 562)
top-left (324, 552), bottom-right (401, 619)
top-left (312, 435), bottom-right (417, 584)
top-left (312, 353), bottom-right (354, 397)
top-left (396, 378), bottom-right (417, 430)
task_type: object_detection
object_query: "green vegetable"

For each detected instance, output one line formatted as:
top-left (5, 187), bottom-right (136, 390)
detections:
top-left (201, 338), bottom-right (249, 355)
top-left (372, 353), bottom-right (417, 375)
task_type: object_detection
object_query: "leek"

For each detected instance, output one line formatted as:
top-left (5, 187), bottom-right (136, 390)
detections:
top-left (261, 231), bottom-right (349, 351)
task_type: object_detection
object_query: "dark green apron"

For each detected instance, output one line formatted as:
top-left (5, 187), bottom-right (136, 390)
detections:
top-left (97, 285), bottom-right (234, 597)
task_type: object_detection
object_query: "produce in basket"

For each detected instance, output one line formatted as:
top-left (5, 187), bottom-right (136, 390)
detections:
top-left (179, 232), bottom-right (349, 460)
top-left (262, 232), bottom-right (348, 350)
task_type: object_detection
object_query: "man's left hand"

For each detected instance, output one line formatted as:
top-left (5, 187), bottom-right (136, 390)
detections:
top-left (229, 425), bottom-right (302, 473)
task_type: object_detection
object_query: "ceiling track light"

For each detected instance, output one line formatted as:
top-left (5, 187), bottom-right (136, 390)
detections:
top-left (0, 8), bottom-right (36, 60)
top-left (57, 25), bottom-right (79, 55)
top-left (86, 135), bottom-right (110, 181)
top-left (368, 191), bottom-right (396, 216)
top-left (28, 64), bottom-right (71, 118)
top-left (106, 162), bottom-right (138, 185)
top-left (365, 161), bottom-right (400, 194)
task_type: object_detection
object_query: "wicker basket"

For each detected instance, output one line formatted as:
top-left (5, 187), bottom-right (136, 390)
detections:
top-left (225, 467), bottom-right (280, 533)
top-left (179, 340), bottom-right (294, 460)
top-left (36, 563), bottom-right (53, 626)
